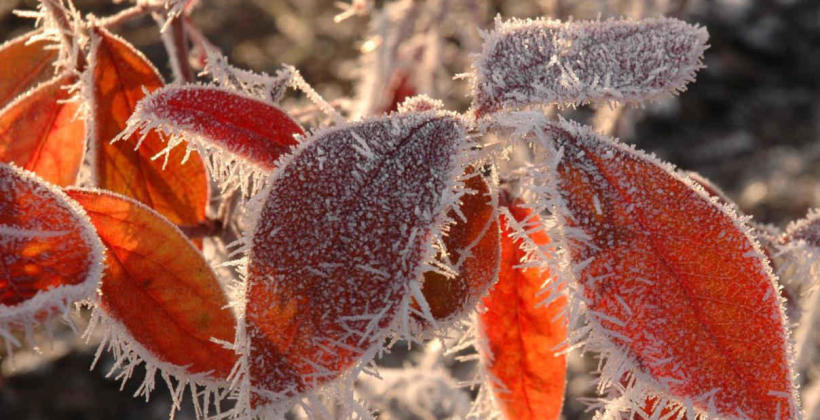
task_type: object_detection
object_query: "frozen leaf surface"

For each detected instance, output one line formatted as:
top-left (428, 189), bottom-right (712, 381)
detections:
top-left (0, 31), bottom-right (58, 109)
top-left (471, 17), bottom-right (708, 116)
top-left (543, 120), bottom-right (797, 418)
top-left (125, 86), bottom-right (304, 172)
top-left (413, 167), bottom-right (499, 330)
top-left (0, 163), bottom-right (102, 347)
top-left (245, 112), bottom-right (466, 406)
top-left (88, 28), bottom-right (208, 226)
top-left (66, 189), bottom-right (237, 381)
top-left (478, 198), bottom-right (566, 420)
top-left (783, 208), bottom-right (820, 247)
top-left (0, 75), bottom-right (85, 186)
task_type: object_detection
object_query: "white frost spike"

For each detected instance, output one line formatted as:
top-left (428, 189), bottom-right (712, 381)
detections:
top-left (0, 163), bottom-right (104, 357)
top-left (470, 16), bottom-right (709, 116)
top-left (84, 308), bottom-right (230, 420)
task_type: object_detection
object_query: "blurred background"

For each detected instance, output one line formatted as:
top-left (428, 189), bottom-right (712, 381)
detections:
top-left (0, 0), bottom-right (818, 418)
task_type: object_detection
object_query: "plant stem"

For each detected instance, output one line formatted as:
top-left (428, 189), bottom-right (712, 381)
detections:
top-left (40, 0), bottom-right (86, 71)
top-left (95, 4), bottom-right (165, 28)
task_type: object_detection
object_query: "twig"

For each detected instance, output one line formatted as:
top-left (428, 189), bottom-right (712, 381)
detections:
top-left (169, 16), bottom-right (194, 82)
top-left (40, 0), bottom-right (86, 70)
top-left (95, 4), bottom-right (165, 28)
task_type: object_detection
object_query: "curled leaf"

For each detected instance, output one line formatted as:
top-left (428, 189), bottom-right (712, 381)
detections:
top-left (413, 167), bottom-right (500, 331)
top-left (0, 75), bottom-right (85, 186)
top-left (87, 27), bottom-right (208, 226)
top-left (478, 198), bottom-right (566, 420)
top-left (65, 188), bottom-right (237, 400)
top-left (0, 31), bottom-right (58, 109)
top-left (244, 112), bottom-right (467, 408)
top-left (0, 163), bottom-right (103, 351)
top-left (471, 17), bottom-right (708, 116)
top-left (543, 119), bottom-right (797, 418)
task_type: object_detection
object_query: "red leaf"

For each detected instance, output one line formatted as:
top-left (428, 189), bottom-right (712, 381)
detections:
top-left (0, 31), bottom-right (58, 109)
top-left (88, 28), bottom-right (208, 226)
top-left (65, 188), bottom-right (237, 381)
top-left (245, 112), bottom-right (466, 406)
top-left (545, 120), bottom-right (797, 418)
top-left (413, 167), bottom-right (500, 330)
top-left (0, 75), bottom-right (85, 186)
top-left (478, 198), bottom-right (567, 420)
top-left (128, 86), bottom-right (304, 171)
top-left (0, 163), bottom-right (102, 343)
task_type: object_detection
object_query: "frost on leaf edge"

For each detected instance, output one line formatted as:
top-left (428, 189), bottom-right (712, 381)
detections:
top-left (66, 187), bottom-right (237, 419)
top-left (469, 16), bottom-right (709, 117)
top-left (487, 112), bottom-right (800, 419)
top-left (0, 163), bottom-right (104, 356)
top-left (229, 110), bottom-right (474, 418)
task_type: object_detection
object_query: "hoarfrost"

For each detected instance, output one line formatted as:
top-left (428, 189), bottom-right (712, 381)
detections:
top-left (470, 17), bottom-right (709, 116)
top-left (233, 110), bottom-right (471, 415)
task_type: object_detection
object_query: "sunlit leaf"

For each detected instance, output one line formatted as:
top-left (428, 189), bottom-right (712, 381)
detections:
top-left (0, 163), bottom-right (103, 350)
top-left (125, 85), bottom-right (305, 172)
top-left (0, 75), bottom-right (85, 186)
top-left (543, 119), bottom-right (797, 418)
top-left (478, 198), bottom-right (566, 420)
top-left (471, 17), bottom-right (708, 117)
top-left (65, 188), bottom-right (236, 383)
top-left (244, 112), bottom-right (467, 408)
top-left (87, 27), bottom-right (208, 226)
top-left (0, 31), bottom-right (58, 109)
top-left (413, 167), bottom-right (499, 330)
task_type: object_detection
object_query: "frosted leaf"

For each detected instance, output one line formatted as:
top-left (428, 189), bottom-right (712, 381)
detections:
top-left (0, 163), bottom-right (104, 356)
top-left (0, 30), bottom-right (58, 110)
top-left (534, 118), bottom-right (798, 419)
top-left (784, 208), bottom-right (820, 249)
top-left (238, 110), bottom-right (469, 414)
top-left (470, 17), bottom-right (708, 116)
top-left (84, 27), bottom-right (209, 226)
top-left (478, 198), bottom-right (567, 420)
top-left (66, 188), bottom-right (237, 419)
top-left (411, 167), bottom-right (500, 333)
top-left (0, 74), bottom-right (85, 187)
top-left (122, 85), bottom-right (304, 196)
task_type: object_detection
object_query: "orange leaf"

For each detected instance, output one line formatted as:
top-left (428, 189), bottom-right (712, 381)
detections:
top-left (0, 75), bottom-right (85, 186)
top-left (545, 120), bottom-right (797, 418)
top-left (0, 31), bottom-right (58, 109)
top-left (65, 188), bottom-right (236, 380)
top-left (478, 198), bottom-right (567, 420)
top-left (413, 167), bottom-right (500, 329)
top-left (0, 163), bottom-right (102, 344)
top-left (88, 28), bottom-right (208, 226)
top-left (245, 113), bottom-right (467, 407)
